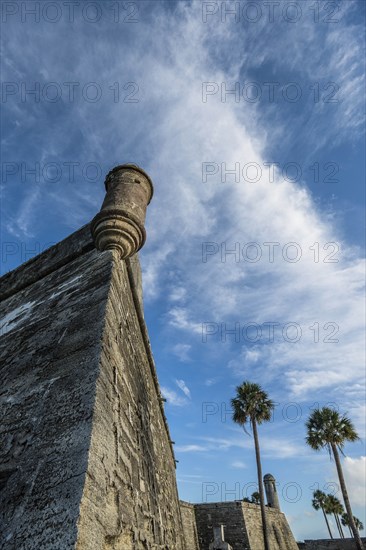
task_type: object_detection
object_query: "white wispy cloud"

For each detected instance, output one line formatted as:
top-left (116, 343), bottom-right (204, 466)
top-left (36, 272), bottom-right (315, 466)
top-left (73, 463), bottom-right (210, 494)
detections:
top-left (204, 378), bottom-right (219, 386)
top-left (161, 386), bottom-right (189, 407)
top-left (231, 461), bottom-right (247, 469)
top-left (175, 379), bottom-right (191, 398)
top-left (175, 444), bottom-right (208, 453)
top-left (176, 434), bottom-right (304, 459)
top-left (169, 287), bottom-right (187, 302)
top-left (168, 307), bottom-right (202, 334)
top-left (172, 343), bottom-right (192, 362)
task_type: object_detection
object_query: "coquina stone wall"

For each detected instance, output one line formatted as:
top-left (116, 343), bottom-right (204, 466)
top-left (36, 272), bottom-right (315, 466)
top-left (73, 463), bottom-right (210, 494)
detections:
top-left (0, 224), bottom-right (184, 550)
top-left (194, 501), bottom-right (298, 550)
top-left (180, 501), bottom-right (200, 550)
top-left (195, 501), bottom-right (249, 549)
top-left (76, 235), bottom-right (184, 549)
top-left (243, 501), bottom-right (298, 550)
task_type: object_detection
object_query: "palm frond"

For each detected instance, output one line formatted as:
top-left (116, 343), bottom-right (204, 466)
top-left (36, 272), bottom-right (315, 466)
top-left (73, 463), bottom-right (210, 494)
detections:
top-left (305, 407), bottom-right (360, 459)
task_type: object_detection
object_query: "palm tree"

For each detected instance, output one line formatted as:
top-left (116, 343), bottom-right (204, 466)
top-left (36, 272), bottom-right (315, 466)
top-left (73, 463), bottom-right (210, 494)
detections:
top-left (251, 491), bottom-right (261, 505)
top-left (342, 512), bottom-right (354, 537)
top-left (312, 490), bottom-right (333, 539)
top-left (231, 381), bottom-right (274, 550)
top-left (354, 518), bottom-right (364, 532)
top-left (306, 407), bottom-right (364, 550)
top-left (327, 494), bottom-right (345, 538)
top-left (342, 513), bottom-right (364, 537)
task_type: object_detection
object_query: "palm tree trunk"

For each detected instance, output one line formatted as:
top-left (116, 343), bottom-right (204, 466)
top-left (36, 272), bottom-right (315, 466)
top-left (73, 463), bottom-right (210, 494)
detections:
top-left (252, 418), bottom-right (270, 550)
top-left (334, 514), bottom-right (343, 538)
top-left (322, 507), bottom-right (333, 538)
top-left (336, 515), bottom-right (345, 538)
top-left (331, 443), bottom-right (365, 550)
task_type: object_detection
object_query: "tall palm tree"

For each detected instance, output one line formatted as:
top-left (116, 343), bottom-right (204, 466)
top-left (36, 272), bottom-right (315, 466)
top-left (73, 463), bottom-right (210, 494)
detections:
top-left (306, 407), bottom-right (364, 550)
top-left (231, 381), bottom-right (274, 550)
top-left (312, 490), bottom-right (333, 538)
top-left (327, 494), bottom-right (345, 538)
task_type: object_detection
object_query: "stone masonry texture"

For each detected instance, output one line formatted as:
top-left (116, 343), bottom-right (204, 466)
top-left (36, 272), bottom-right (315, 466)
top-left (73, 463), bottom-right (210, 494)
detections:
top-left (179, 502), bottom-right (199, 550)
top-left (0, 224), bottom-right (184, 549)
top-left (194, 501), bottom-right (299, 550)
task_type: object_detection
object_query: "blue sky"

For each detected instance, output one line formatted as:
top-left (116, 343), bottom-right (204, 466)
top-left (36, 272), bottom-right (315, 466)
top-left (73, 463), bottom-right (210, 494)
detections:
top-left (1, 0), bottom-right (365, 541)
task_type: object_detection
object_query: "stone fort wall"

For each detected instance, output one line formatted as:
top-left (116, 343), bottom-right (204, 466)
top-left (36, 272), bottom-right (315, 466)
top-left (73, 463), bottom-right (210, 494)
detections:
top-left (194, 500), bottom-right (298, 550)
top-left (180, 501), bottom-right (200, 550)
top-left (0, 224), bottom-right (184, 549)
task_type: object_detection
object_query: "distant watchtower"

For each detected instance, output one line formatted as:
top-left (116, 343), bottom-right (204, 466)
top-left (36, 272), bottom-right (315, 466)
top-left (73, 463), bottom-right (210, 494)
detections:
top-left (264, 473), bottom-right (281, 510)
